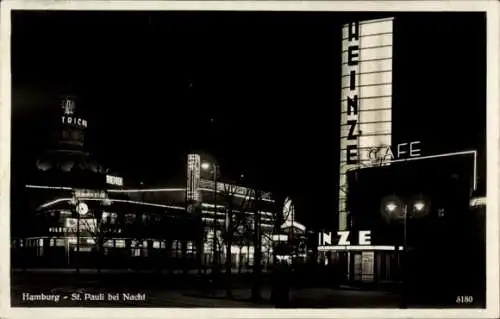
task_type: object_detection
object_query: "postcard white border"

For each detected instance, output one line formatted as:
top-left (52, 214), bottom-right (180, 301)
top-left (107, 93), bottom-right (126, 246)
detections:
top-left (0, 1), bottom-right (498, 318)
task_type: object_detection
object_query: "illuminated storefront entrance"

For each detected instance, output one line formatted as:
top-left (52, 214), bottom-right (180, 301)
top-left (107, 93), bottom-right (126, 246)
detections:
top-left (317, 230), bottom-right (403, 284)
top-left (318, 246), bottom-right (403, 284)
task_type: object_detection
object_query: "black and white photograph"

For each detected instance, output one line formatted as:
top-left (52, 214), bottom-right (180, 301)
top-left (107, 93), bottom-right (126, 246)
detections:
top-left (1, 1), bottom-right (498, 318)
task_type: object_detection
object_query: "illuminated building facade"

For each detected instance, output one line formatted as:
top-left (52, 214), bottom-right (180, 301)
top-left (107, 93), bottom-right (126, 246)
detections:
top-left (334, 17), bottom-right (395, 284)
top-left (10, 97), bottom-right (305, 271)
top-left (326, 17), bottom-right (486, 286)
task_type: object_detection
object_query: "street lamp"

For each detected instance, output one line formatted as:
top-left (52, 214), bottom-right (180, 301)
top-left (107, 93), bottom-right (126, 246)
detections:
top-left (380, 194), bottom-right (431, 308)
top-left (202, 161), bottom-right (219, 274)
top-left (380, 195), bottom-right (405, 223)
top-left (410, 194), bottom-right (431, 218)
top-left (413, 201), bottom-right (425, 212)
top-left (386, 202), bottom-right (398, 213)
top-left (380, 194), bottom-right (406, 307)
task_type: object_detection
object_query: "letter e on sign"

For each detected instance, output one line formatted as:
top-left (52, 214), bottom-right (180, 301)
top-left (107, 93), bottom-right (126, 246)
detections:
top-left (359, 230), bottom-right (371, 245)
top-left (410, 141), bottom-right (422, 157)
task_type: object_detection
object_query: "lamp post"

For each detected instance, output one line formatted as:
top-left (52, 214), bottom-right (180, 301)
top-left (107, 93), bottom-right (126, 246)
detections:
top-left (202, 162), bottom-right (219, 275)
top-left (401, 203), bottom-right (408, 309)
top-left (381, 195), bottom-right (406, 308)
top-left (382, 195), bottom-right (427, 309)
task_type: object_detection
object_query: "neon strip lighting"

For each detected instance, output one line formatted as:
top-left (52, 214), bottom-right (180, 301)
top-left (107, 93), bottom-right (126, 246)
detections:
top-left (26, 185), bottom-right (73, 190)
top-left (272, 235), bottom-right (288, 241)
top-left (201, 210), bottom-right (226, 216)
top-left (318, 245), bottom-right (404, 251)
top-left (470, 196), bottom-right (487, 207)
top-left (26, 236), bottom-right (174, 242)
top-left (200, 203), bottom-right (274, 216)
top-left (198, 188), bottom-right (274, 202)
top-left (361, 150), bottom-right (478, 191)
top-left (25, 185), bottom-right (188, 193)
top-left (27, 185), bottom-right (276, 202)
top-left (38, 197), bottom-right (184, 210)
top-left (201, 203), bottom-right (218, 208)
top-left (281, 220), bottom-right (306, 232)
top-left (202, 217), bottom-right (225, 222)
top-left (108, 188), bottom-right (186, 193)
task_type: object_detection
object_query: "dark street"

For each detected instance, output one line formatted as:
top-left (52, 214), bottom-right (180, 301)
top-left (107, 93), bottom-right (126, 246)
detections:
top-left (11, 271), bottom-right (485, 308)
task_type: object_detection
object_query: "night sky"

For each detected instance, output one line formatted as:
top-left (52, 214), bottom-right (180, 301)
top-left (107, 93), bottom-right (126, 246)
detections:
top-left (10, 11), bottom-right (486, 230)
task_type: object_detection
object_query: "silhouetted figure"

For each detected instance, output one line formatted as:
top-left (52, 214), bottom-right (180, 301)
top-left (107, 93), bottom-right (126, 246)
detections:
top-left (271, 260), bottom-right (291, 307)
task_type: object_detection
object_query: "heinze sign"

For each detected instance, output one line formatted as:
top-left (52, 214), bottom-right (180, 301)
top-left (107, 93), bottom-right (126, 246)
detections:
top-left (318, 230), bottom-right (372, 246)
top-left (317, 230), bottom-right (403, 251)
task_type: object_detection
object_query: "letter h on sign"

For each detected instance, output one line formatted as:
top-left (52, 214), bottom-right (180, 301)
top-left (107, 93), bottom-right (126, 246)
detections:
top-left (348, 22), bottom-right (359, 41)
top-left (347, 22), bottom-right (360, 66)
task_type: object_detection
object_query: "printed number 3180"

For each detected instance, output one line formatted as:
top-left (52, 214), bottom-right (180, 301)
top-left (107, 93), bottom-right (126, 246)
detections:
top-left (456, 296), bottom-right (474, 304)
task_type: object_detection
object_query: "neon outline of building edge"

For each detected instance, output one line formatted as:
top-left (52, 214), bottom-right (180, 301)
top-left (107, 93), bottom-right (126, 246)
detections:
top-left (27, 181), bottom-right (485, 210)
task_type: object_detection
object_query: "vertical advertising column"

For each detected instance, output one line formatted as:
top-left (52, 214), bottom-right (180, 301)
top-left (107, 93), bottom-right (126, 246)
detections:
top-left (187, 154), bottom-right (201, 204)
top-left (59, 95), bottom-right (88, 149)
top-left (340, 18), bottom-right (394, 281)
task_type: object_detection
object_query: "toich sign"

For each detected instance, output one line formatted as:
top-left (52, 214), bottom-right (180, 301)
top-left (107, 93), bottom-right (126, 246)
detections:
top-left (62, 116), bottom-right (88, 129)
top-left (61, 96), bottom-right (88, 129)
top-left (61, 96), bottom-right (76, 115)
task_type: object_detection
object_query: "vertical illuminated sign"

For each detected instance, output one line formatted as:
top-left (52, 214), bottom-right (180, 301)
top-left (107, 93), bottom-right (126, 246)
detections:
top-left (187, 154), bottom-right (201, 202)
top-left (340, 18), bottom-right (394, 283)
top-left (59, 95), bottom-right (88, 147)
top-left (339, 18), bottom-right (394, 231)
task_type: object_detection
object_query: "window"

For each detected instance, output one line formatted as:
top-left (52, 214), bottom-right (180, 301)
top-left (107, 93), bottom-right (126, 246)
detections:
top-left (115, 240), bottom-right (125, 248)
top-left (132, 248), bottom-right (141, 257)
top-left (124, 213), bottom-right (136, 224)
top-left (56, 239), bottom-right (65, 247)
top-left (102, 212), bottom-right (110, 223)
top-left (103, 240), bottom-right (113, 248)
top-left (172, 241), bottom-right (180, 257)
top-left (110, 213), bottom-right (118, 224)
top-left (153, 241), bottom-right (160, 249)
